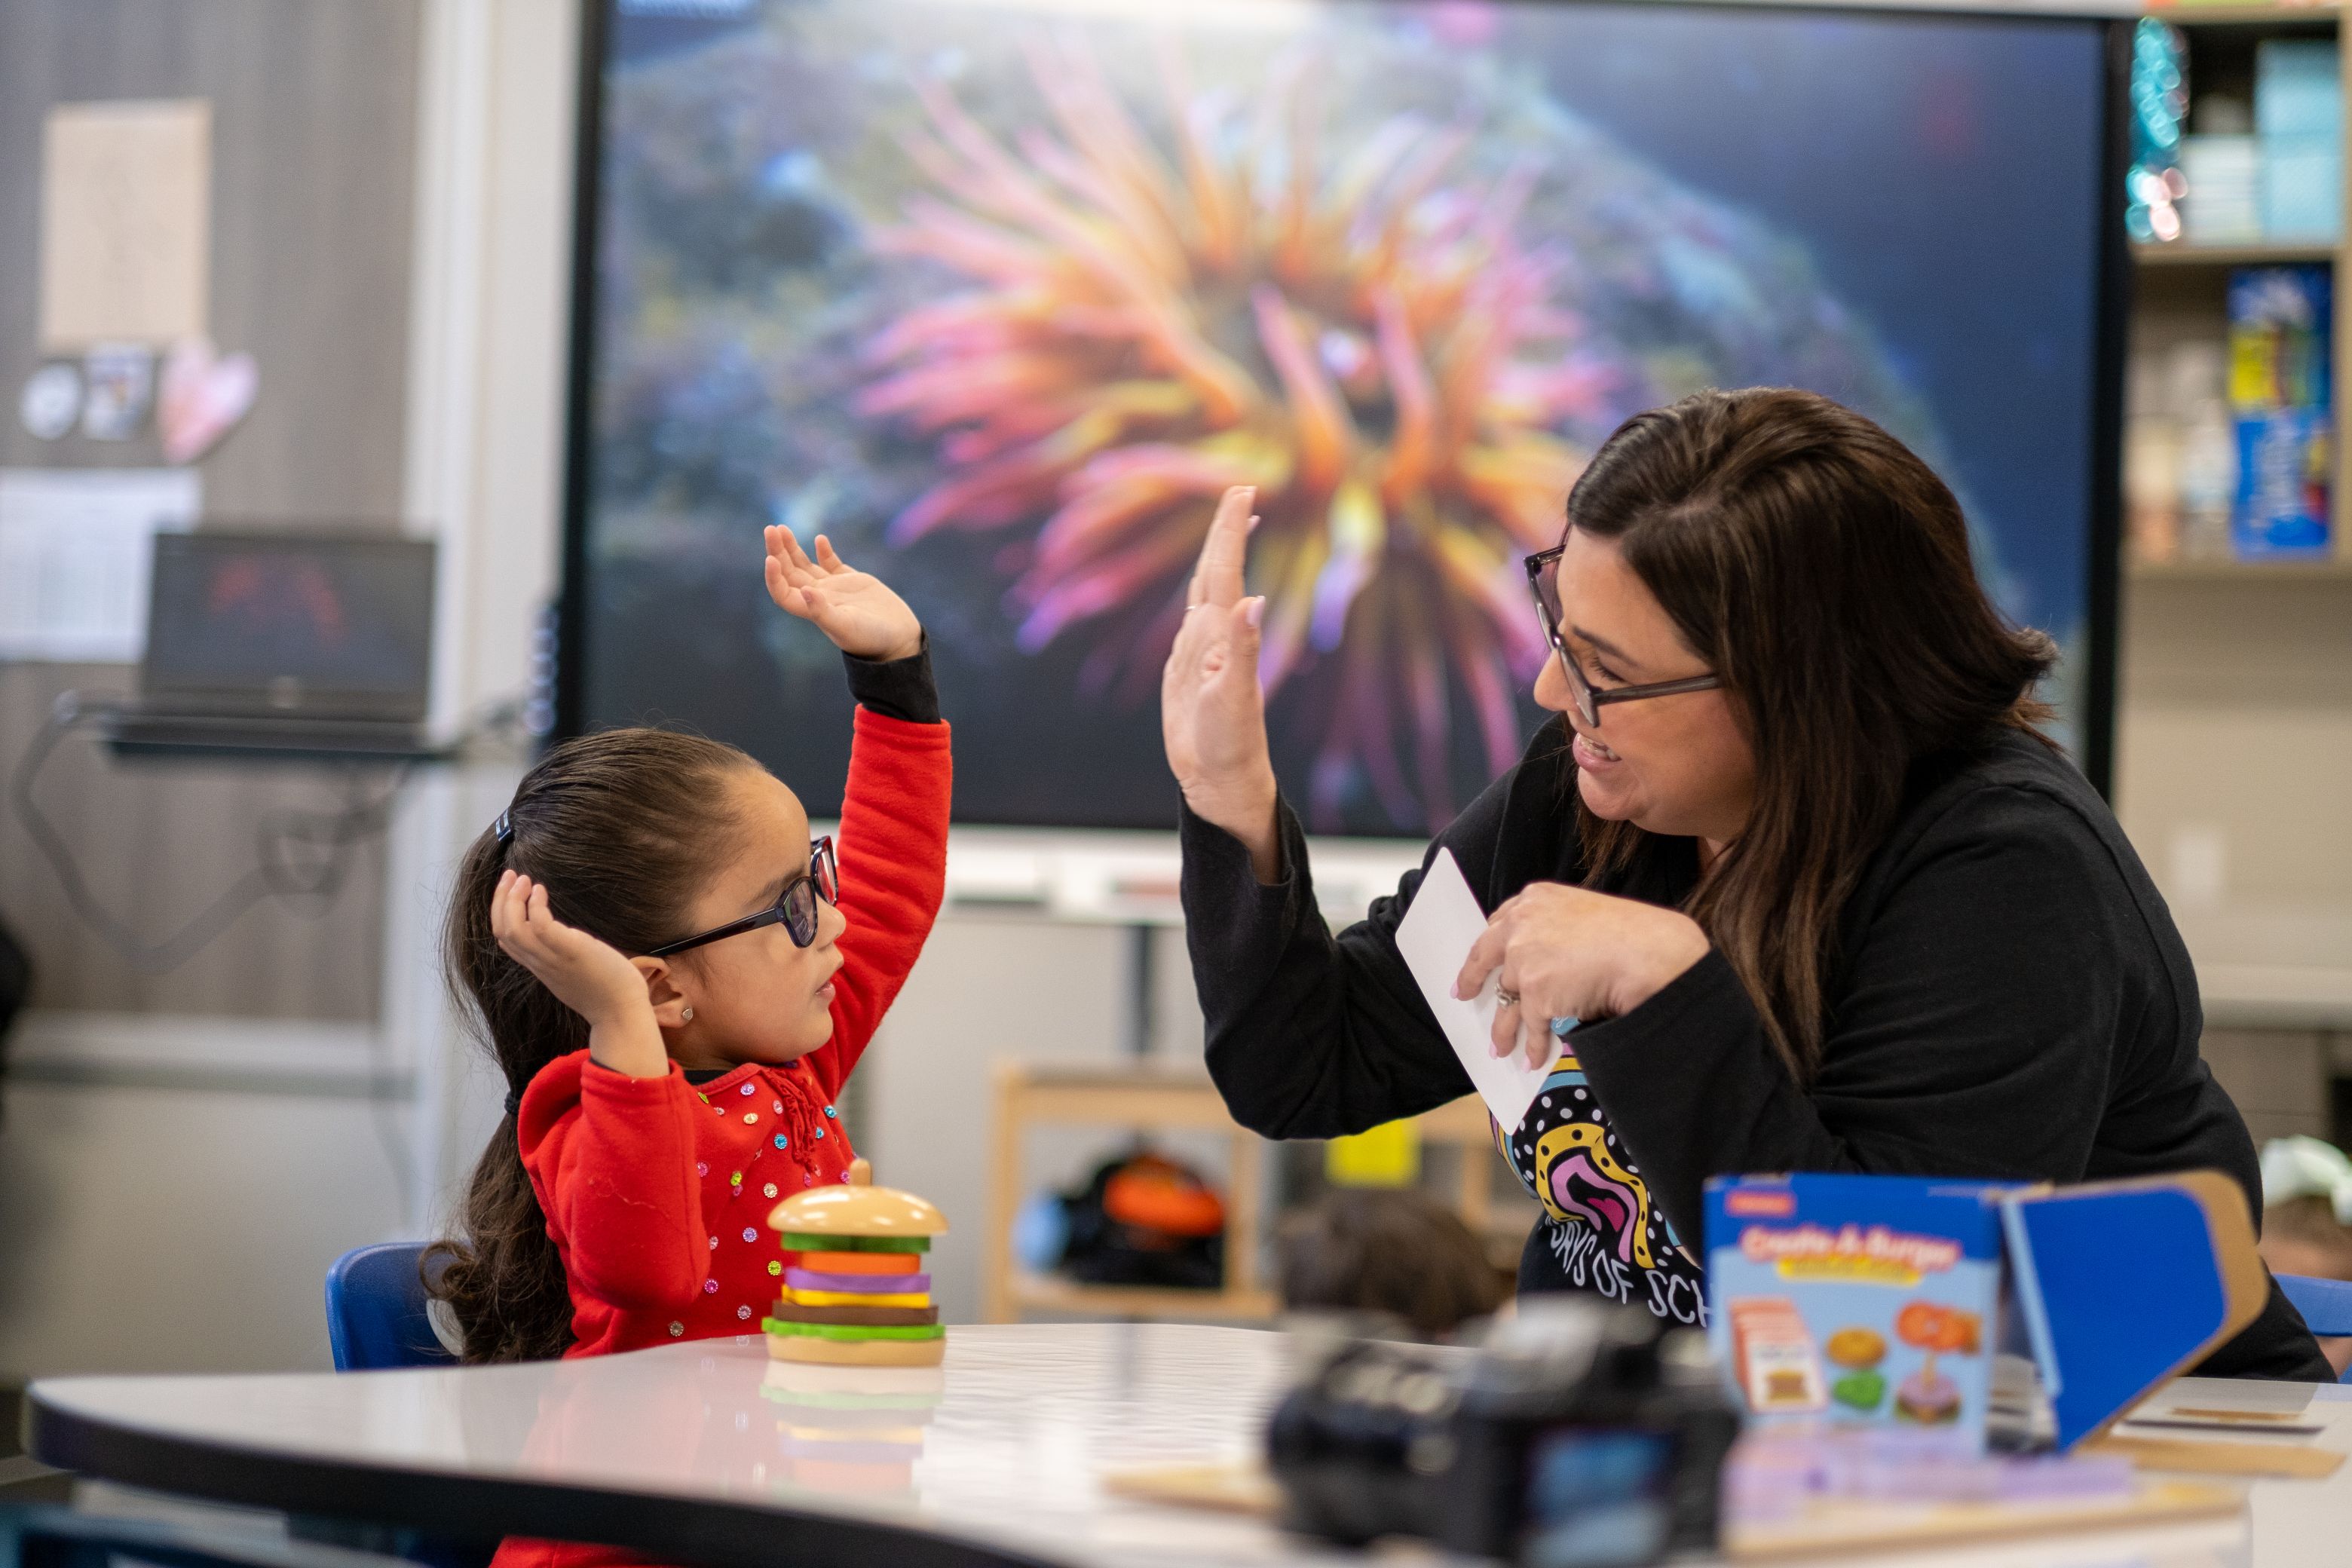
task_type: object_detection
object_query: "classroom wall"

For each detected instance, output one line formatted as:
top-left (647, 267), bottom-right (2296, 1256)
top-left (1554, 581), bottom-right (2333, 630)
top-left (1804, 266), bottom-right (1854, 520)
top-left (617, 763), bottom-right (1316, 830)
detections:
top-left (0, 1081), bottom-right (409, 1376)
top-left (0, 0), bottom-right (539, 1381)
top-left (0, 0), bottom-right (421, 1019)
top-left (2113, 576), bottom-right (2352, 920)
top-left (2112, 573), bottom-right (2352, 1148)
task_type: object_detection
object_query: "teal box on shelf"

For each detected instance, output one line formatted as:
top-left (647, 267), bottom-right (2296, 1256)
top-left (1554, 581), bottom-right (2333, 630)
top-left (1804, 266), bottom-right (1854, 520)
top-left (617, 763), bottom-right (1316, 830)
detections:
top-left (2257, 41), bottom-right (2343, 239)
top-left (1704, 1171), bottom-right (2272, 1453)
top-left (2257, 38), bottom-right (2341, 139)
top-left (2261, 136), bottom-right (2341, 240)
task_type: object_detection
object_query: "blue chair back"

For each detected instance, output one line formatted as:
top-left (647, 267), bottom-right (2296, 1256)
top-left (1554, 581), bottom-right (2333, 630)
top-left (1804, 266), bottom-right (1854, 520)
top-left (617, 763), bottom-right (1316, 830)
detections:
top-left (2277, 1272), bottom-right (2352, 1382)
top-left (324, 1242), bottom-right (456, 1371)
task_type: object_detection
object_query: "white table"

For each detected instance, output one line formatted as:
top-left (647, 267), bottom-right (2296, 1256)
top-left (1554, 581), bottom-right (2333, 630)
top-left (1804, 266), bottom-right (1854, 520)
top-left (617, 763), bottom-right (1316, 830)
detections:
top-left (23, 1324), bottom-right (2352, 1568)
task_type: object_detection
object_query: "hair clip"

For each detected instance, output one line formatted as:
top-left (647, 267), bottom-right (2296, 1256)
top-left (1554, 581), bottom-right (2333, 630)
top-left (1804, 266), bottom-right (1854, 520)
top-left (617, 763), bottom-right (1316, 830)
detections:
top-left (494, 810), bottom-right (514, 847)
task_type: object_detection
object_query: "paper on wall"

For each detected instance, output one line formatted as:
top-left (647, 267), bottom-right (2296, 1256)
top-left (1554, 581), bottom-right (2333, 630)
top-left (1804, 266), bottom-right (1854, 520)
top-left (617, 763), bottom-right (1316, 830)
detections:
top-left (1393, 847), bottom-right (1559, 1132)
top-left (39, 100), bottom-right (211, 350)
top-left (0, 469), bottom-right (200, 663)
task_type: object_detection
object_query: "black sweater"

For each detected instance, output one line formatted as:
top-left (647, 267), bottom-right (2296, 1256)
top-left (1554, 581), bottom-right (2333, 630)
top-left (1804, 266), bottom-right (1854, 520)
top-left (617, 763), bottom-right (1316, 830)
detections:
top-left (1181, 720), bottom-right (2329, 1381)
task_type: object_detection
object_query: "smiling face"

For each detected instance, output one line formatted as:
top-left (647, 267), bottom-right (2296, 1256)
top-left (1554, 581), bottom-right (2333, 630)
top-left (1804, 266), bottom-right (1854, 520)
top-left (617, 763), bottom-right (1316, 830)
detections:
top-left (1532, 527), bottom-right (1757, 850)
top-left (648, 768), bottom-right (846, 1072)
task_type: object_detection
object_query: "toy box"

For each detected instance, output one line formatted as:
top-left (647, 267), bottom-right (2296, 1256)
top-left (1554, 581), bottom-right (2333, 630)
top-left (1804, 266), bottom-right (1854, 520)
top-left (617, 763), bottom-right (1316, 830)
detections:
top-left (2226, 265), bottom-right (2332, 559)
top-left (2234, 409), bottom-right (2332, 557)
top-left (1706, 1170), bottom-right (2270, 1454)
top-left (1706, 1175), bottom-right (2005, 1455)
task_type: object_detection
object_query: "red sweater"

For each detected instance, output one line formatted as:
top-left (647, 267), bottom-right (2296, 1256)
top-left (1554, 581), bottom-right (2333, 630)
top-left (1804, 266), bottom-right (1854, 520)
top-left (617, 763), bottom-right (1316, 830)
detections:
top-left (513, 705), bottom-right (951, 1360)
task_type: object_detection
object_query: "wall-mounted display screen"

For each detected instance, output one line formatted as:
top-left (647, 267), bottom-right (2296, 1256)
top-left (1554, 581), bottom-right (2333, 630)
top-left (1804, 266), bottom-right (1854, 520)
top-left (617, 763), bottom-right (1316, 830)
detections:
top-left (563, 0), bottom-right (2121, 834)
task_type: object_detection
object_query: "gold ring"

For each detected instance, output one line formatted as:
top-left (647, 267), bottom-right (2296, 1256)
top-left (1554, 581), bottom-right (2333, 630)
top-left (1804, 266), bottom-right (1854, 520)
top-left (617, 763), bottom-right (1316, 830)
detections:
top-left (1496, 988), bottom-right (1521, 1008)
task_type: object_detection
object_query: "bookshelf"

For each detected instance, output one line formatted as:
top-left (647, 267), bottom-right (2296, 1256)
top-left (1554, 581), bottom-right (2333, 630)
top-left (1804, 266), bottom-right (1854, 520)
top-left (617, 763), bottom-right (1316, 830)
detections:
top-left (982, 1061), bottom-right (1503, 1325)
top-left (2127, 555), bottom-right (2352, 580)
top-left (2146, 3), bottom-right (2339, 31)
top-left (2133, 239), bottom-right (2335, 265)
top-left (2130, 3), bottom-right (2350, 574)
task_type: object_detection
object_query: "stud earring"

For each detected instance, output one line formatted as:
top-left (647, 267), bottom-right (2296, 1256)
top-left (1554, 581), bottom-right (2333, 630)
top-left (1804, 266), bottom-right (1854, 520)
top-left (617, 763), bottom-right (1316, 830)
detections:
top-left (681, 1005), bottom-right (694, 1022)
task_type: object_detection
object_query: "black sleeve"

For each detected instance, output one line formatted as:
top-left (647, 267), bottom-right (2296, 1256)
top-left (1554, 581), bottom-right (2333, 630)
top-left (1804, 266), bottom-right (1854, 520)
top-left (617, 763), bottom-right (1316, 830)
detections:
top-left (1180, 779), bottom-right (1530, 1140)
top-left (841, 640), bottom-right (940, 724)
top-left (1570, 785), bottom-right (2144, 1250)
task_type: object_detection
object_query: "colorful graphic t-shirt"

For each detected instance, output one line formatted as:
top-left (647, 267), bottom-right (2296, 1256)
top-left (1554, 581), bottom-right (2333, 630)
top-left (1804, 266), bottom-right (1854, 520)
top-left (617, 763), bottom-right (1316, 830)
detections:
top-left (1497, 1043), bottom-right (1710, 1329)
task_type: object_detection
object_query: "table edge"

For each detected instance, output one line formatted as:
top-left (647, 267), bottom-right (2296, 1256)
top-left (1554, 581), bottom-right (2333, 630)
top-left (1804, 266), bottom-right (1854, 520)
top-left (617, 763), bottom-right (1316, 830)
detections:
top-left (26, 1383), bottom-right (1066, 1568)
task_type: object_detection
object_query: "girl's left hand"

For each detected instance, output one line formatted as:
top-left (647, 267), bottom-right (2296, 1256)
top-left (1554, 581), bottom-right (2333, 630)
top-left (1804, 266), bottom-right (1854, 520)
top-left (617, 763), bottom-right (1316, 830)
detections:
top-left (1454, 884), bottom-right (1710, 1068)
top-left (765, 528), bottom-right (924, 662)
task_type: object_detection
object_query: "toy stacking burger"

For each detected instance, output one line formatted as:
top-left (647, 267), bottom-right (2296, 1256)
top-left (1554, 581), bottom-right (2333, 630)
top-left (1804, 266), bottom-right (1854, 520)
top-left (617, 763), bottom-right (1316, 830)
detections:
top-left (764, 1159), bottom-right (947, 1367)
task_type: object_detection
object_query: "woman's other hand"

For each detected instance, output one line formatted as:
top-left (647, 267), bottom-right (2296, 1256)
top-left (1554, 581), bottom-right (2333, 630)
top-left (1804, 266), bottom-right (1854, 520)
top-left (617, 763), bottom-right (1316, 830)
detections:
top-left (491, 870), bottom-right (669, 1080)
top-left (765, 527), bottom-right (925, 663)
top-left (1454, 884), bottom-right (1710, 1067)
top-left (1162, 486), bottom-right (1281, 880)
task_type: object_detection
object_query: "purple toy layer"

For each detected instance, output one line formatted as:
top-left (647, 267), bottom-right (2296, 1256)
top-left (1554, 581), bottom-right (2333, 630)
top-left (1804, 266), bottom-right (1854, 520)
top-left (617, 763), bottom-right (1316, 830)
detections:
top-left (786, 1268), bottom-right (933, 1294)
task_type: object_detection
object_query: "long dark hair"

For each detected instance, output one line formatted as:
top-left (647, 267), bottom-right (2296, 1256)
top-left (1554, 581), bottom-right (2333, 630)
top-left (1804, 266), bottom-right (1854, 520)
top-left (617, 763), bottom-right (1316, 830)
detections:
top-left (1565, 387), bottom-right (2054, 1081)
top-left (424, 728), bottom-right (758, 1362)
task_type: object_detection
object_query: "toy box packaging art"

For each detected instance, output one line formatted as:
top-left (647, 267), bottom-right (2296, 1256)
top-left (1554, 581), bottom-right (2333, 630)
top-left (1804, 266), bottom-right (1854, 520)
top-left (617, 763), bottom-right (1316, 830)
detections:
top-left (1705, 1174), bottom-right (2006, 1455)
top-left (1707, 1169), bottom-right (2272, 1457)
top-left (2227, 265), bottom-right (2332, 559)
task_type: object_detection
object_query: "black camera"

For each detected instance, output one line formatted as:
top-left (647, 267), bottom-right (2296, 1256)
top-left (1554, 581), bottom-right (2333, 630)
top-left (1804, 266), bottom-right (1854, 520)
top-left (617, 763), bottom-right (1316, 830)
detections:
top-left (1266, 1302), bottom-right (1738, 1567)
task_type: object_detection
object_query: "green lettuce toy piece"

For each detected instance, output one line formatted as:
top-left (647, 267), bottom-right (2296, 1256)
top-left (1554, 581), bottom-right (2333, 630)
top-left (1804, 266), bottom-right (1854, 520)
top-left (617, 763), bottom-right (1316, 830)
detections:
top-left (777, 1232), bottom-right (929, 1253)
top-left (1832, 1370), bottom-right (1887, 1412)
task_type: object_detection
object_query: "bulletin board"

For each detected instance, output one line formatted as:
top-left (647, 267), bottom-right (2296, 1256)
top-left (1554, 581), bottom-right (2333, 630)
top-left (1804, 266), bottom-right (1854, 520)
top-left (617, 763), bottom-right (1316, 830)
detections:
top-left (0, 0), bottom-right (422, 1019)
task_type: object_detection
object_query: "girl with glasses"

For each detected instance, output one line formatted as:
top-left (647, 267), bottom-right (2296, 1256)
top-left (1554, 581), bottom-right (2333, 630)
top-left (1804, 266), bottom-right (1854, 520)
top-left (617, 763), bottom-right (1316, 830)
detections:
top-left (426, 528), bottom-right (951, 1401)
top-left (1162, 388), bottom-right (2326, 1383)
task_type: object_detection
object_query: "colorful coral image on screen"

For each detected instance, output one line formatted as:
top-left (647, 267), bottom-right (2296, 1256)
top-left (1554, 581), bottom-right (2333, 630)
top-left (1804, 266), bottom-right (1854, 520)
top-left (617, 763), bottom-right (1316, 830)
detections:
top-left (575, 0), bottom-right (2110, 834)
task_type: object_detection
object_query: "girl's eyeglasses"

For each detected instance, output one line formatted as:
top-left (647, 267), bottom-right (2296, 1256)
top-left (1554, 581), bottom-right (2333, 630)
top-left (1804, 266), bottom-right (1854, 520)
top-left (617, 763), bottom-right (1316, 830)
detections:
top-left (1523, 546), bottom-right (1723, 730)
top-left (646, 836), bottom-right (838, 957)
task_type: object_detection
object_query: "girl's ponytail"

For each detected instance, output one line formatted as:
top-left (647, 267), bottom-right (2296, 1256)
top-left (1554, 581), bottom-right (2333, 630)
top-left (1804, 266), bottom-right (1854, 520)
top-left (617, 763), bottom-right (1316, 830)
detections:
top-left (424, 728), bottom-right (758, 1362)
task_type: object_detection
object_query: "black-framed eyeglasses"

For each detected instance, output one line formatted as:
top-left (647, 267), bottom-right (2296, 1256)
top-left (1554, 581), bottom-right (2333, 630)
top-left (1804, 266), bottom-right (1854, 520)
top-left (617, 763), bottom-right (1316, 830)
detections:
top-left (1524, 546), bottom-right (1723, 730)
top-left (647, 837), bottom-right (838, 957)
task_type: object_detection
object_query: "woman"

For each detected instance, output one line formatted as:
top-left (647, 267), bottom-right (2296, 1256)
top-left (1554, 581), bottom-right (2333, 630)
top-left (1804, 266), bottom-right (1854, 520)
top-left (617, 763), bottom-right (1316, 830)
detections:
top-left (1162, 387), bottom-right (2326, 1379)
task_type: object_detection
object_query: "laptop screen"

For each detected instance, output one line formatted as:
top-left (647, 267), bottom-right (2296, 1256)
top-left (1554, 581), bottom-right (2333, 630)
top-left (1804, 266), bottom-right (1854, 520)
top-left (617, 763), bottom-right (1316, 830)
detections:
top-left (143, 533), bottom-right (436, 719)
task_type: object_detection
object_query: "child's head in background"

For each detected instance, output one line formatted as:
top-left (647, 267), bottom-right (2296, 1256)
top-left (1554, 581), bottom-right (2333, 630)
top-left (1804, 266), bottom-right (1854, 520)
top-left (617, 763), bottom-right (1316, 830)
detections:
top-left (449, 728), bottom-right (847, 1092)
top-left (1277, 1187), bottom-right (1509, 1340)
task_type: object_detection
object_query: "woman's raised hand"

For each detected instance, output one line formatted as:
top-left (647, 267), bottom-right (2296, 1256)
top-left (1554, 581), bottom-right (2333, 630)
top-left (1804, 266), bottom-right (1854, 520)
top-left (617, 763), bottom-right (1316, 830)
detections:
top-left (765, 527), bottom-right (925, 663)
top-left (1162, 486), bottom-right (1282, 880)
top-left (490, 870), bottom-right (669, 1080)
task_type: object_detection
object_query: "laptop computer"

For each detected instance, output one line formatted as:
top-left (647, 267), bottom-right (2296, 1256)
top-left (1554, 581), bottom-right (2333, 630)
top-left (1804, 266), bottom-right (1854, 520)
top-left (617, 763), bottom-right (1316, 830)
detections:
top-left (106, 531), bottom-right (443, 760)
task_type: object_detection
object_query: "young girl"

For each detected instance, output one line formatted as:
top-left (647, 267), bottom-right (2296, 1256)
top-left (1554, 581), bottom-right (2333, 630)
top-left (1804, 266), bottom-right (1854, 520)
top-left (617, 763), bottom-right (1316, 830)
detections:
top-left (427, 527), bottom-right (950, 1369)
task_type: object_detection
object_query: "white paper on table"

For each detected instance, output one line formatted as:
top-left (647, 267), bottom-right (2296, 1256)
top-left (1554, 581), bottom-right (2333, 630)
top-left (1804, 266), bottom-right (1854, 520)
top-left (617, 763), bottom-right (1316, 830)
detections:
top-left (1393, 847), bottom-right (1559, 1131)
top-left (0, 468), bottom-right (200, 662)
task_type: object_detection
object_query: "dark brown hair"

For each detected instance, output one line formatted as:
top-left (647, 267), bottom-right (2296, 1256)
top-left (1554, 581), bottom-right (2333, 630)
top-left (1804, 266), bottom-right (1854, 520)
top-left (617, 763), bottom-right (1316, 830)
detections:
top-left (424, 728), bottom-right (759, 1362)
top-left (1566, 387), bottom-right (2054, 1080)
top-left (1277, 1188), bottom-right (1509, 1339)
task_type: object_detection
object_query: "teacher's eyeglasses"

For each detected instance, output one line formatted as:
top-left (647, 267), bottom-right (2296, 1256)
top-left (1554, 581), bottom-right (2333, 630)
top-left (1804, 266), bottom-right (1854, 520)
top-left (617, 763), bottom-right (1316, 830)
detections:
top-left (647, 837), bottom-right (838, 957)
top-left (1524, 546), bottom-right (1723, 730)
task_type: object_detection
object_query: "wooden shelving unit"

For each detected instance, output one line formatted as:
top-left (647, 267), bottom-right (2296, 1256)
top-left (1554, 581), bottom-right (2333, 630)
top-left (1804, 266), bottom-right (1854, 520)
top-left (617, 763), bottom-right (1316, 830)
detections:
top-left (983, 1061), bottom-right (1500, 1325)
top-left (2146, 3), bottom-right (2340, 29)
top-left (2127, 556), bottom-right (2352, 579)
top-left (2129, 4), bottom-right (2351, 570)
top-left (2133, 240), bottom-right (2336, 265)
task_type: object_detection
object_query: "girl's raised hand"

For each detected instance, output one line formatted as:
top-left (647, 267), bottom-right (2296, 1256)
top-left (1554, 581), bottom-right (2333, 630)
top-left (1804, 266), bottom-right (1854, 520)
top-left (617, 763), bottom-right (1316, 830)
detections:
top-left (490, 870), bottom-right (669, 1080)
top-left (764, 527), bottom-right (924, 663)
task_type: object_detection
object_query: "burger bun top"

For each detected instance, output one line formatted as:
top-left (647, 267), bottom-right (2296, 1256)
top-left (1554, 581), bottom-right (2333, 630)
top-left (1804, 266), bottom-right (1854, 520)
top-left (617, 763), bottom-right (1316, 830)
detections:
top-left (768, 1183), bottom-right (946, 1238)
